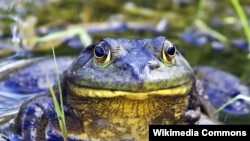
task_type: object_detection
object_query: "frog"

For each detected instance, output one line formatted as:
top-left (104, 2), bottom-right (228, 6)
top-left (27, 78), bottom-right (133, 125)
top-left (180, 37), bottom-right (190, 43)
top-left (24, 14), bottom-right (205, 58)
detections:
top-left (0, 36), bottom-right (206, 140)
top-left (0, 36), bottom-right (248, 141)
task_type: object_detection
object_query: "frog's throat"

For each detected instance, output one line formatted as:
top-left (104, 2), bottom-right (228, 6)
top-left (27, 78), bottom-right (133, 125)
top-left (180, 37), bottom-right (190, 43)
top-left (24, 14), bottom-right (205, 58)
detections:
top-left (67, 81), bottom-right (193, 100)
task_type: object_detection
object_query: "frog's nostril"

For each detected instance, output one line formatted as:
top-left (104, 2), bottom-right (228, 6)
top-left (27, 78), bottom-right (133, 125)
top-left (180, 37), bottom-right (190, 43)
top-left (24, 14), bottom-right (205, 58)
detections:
top-left (148, 60), bottom-right (160, 70)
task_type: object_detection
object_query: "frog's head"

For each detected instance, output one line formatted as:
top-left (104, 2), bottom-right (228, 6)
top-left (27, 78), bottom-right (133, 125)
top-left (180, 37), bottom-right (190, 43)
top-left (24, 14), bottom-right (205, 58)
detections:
top-left (65, 36), bottom-right (194, 100)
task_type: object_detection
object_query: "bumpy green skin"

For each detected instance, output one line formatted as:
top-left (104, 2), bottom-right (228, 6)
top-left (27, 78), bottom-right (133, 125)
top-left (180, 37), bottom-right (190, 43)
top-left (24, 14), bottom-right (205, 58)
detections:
top-left (12, 36), bottom-right (201, 141)
top-left (67, 37), bottom-right (194, 92)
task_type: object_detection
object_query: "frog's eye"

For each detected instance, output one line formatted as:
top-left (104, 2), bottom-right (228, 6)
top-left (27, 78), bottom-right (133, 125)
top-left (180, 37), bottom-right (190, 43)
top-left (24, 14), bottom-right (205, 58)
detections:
top-left (94, 41), bottom-right (111, 65)
top-left (161, 40), bottom-right (176, 65)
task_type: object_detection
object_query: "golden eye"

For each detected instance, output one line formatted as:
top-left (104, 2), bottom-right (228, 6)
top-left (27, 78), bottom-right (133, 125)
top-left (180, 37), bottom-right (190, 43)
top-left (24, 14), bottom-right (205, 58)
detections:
top-left (94, 41), bottom-right (111, 66)
top-left (161, 40), bottom-right (176, 65)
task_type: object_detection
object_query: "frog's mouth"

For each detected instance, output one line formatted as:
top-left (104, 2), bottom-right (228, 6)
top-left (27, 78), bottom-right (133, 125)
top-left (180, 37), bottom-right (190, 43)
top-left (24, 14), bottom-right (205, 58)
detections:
top-left (67, 80), bottom-right (193, 100)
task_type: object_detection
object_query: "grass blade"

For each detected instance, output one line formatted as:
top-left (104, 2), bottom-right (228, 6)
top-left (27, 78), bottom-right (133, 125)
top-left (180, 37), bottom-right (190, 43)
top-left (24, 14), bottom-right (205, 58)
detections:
top-left (231, 0), bottom-right (250, 58)
top-left (46, 46), bottom-right (68, 141)
top-left (215, 94), bottom-right (250, 113)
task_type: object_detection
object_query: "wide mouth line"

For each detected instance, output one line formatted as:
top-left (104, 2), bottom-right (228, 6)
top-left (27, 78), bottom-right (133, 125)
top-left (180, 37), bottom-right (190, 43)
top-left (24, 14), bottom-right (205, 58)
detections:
top-left (68, 78), bottom-right (193, 92)
top-left (67, 80), bottom-right (193, 100)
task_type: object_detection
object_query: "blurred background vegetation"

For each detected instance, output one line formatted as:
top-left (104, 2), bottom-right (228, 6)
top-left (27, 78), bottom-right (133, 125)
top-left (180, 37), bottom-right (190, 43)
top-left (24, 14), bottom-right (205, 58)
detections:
top-left (0, 0), bottom-right (249, 85)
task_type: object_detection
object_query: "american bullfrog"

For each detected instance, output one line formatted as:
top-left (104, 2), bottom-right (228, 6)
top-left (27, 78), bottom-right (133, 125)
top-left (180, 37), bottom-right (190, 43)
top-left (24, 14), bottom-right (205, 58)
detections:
top-left (0, 36), bottom-right (249, 140)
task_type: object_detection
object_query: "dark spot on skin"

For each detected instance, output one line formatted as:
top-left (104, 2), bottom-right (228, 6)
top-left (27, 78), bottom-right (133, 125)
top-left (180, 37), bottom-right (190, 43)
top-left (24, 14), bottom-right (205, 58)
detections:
top-left (92, 117), bottom-right (109, 129)
top-left (115, 61), bottom-right (128, 71)
top-left (25, 107), bottom-right (36, 116)
top-left (23, 119), bottom-right (32, 131)
top-left (148, 60), bottom-right (160, 70)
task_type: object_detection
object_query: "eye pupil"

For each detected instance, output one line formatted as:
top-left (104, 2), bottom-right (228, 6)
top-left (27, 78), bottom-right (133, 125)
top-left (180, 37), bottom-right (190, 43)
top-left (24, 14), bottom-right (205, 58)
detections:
top-left (166, 44), bottom-right (175, 55)
top-left (95, 46), bottom-right (105, 57)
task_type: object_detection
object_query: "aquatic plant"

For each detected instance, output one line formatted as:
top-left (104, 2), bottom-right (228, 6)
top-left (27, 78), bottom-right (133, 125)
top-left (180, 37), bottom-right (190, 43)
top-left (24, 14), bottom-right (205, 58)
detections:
top-left (215, 94), bottom-right (250, 114)
top-left (215, 0), bottom-right (250, 115)
top-left (231, 0), bottom-right (250, 58)
top-left (46, 46), bottom-right (68, 141)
